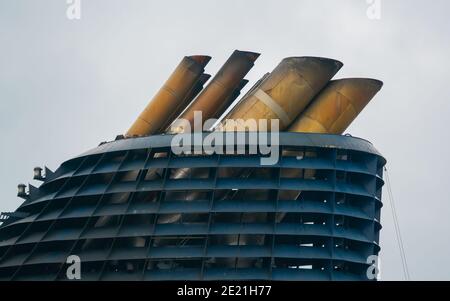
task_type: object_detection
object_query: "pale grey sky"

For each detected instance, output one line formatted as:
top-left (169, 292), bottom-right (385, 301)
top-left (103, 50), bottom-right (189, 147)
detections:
top-left (1, 0), bottom-right (449, 280)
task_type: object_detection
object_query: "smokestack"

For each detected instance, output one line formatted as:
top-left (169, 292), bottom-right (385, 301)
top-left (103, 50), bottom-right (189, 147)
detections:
top-left (219, 57), bottom-right (343, 131)
top-left (168, 50), bottom-right (260, 134)
top-left (125, 55), bottom-right (211, 137)
top-left (288, 78), bottom-right (383, 134)
top-left (155, 57), bottom-right (343, 227)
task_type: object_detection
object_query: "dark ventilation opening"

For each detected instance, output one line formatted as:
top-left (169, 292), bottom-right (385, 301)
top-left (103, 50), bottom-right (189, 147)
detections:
top-left (13, 263), bottom-right (60, 280)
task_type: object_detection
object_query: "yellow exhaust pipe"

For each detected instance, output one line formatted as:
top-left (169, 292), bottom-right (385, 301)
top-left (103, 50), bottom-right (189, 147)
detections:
top-left (220, 57), bottom-right (343, 131)
top-left (168, 50), bottom-right (259, 134)
top-left (125, 55), bottom-right (211, 137)
top-left (288, 78), bottom-right (383, 134)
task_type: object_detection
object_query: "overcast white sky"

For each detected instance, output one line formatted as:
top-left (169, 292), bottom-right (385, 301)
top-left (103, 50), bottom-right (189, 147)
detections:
top-left (1, 0), bottom-right (449, 280)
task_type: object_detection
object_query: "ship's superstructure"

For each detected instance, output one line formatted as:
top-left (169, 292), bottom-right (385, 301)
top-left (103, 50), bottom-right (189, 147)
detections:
top-left (0, 51), bottom-right (385, 281)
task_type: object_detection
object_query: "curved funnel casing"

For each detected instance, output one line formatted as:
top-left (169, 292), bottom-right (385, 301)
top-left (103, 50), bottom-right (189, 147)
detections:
top-left (125, 55), bottom-right (211, 137)
top-left (168, 50), bottom-right (259, 134)
top-left (220, 57), bottom-right (343, 131)
top-left (288, 78), bottom-right (383, 134)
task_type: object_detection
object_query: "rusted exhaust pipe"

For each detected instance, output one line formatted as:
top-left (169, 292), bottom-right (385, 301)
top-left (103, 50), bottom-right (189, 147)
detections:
top-left (220, 57), bottom-right (343, 131)
top-left (288, 78), bottom-right (383, 134)
top-left (125, 55), bottom-right (211, 137)
top-left (168, 50), bottom-right (259, 134)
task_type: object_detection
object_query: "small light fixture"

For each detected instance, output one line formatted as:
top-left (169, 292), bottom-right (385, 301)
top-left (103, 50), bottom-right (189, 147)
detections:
top-left (17, 184), bottom-right (28, 198)
top-left (33, 167), bottom-right (45, 181)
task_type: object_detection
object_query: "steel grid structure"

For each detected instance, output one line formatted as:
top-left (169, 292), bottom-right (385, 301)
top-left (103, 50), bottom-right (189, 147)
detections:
top-left (0, 132), bottom-right (385, 281)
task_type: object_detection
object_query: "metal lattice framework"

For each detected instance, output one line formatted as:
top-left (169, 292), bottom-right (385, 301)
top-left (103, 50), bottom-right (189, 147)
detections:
top-left (0, 132), bottom-right (385, 281)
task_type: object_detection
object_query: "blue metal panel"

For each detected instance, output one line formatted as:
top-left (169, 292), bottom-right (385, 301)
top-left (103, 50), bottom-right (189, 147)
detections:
top-left (0, 132), bottom-right (385, 281)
